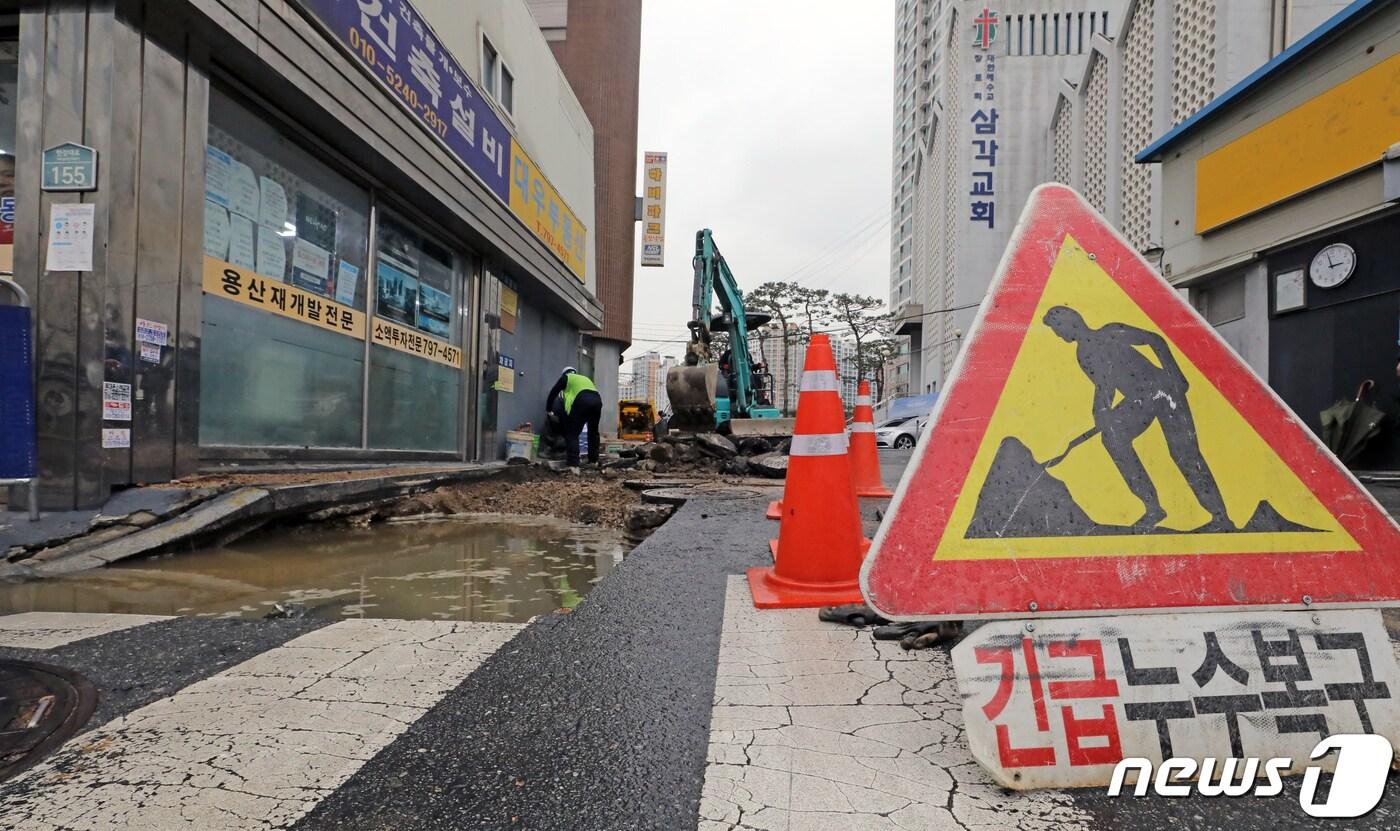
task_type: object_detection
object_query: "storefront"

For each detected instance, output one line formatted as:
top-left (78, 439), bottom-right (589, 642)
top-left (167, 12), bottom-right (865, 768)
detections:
top-left (3, 0), bottom-right (603, 509)
top-left (1143, 0), bottom-right (1400, 472)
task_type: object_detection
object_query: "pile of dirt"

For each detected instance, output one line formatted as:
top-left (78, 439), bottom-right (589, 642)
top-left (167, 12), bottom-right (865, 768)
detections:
top-left (327, 469), bottom-right (644, 531)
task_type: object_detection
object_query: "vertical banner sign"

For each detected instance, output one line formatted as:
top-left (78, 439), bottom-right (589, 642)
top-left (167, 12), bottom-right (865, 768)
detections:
top-left (969, 9), bottom-right (1000, 230)
top-left (298, 0), bottom-right (587, 280)
top-left (640, 151), bottom-right (667, 267)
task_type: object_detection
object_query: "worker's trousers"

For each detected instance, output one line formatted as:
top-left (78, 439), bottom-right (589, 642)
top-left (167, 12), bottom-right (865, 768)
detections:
top-left (563, 390), bottom-right (603, 468)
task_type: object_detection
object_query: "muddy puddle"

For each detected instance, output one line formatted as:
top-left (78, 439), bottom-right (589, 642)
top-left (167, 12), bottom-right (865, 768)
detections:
top-left (0, 515), bottom-right (628, 623)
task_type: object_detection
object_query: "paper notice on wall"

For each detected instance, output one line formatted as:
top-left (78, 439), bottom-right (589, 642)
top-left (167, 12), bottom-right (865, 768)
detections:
top-left (499, 285), bottom-right (518, 333)
top-left (102, 381), bottom-right (132, 422)
top-left (334, 261), bottom-right (360, 305)
top-left (228, 214), bottom-right (256, 271)
top-left (496, 353), bottom-right (516, 393)
top-left (45, 203), bottom-right (95, 272)
top-left (258, 176), bottom-right (288, 231)
top-left (139, 342), bottom-right (161, 364)
top-left (255, 227), bottom-right (287, 280)
top-left (228, 159), bottom-right (259, 220)
top-left (205, 146), bottom-right (232, 208)
top-left (290, 238), bottom-right (331, 294)
top-left (204, 201), bottom-right (230, 260)
top-left (135, 317), bottom-right (168, 346)
top-left (102, 428), bottom-right (131, 449)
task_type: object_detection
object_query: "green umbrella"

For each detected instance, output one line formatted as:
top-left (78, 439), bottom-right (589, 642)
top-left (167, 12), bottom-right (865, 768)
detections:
top-left (1321, 380), bottom-right (1387, 465)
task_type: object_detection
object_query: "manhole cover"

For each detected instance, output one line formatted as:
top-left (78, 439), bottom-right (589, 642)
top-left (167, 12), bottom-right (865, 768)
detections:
top-left (0, 660), bottom-right (97, 782)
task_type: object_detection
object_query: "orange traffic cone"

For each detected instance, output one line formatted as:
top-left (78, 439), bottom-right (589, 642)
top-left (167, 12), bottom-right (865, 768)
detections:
top-left (748, 334), bottom-right (869, 609)
top-left (848, 380), bottom-right (893, 498)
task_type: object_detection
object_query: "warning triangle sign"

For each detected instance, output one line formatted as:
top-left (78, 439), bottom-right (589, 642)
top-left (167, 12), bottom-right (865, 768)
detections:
top-left (861, 184), bottom-right (1400, 619)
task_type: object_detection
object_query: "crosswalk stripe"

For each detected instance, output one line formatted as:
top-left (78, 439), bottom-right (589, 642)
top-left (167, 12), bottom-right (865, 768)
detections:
top-left (2, 618), bottom-right (521, 830)
top-left (0, 611), bottom-right (172, 649)
top-left (698, 577), bottom-right (1091, 830)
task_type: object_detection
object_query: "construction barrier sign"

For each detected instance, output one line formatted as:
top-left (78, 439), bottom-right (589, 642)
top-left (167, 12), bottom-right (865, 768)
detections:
top-left (861, 184), bottom-right (1400, 619)
top-left (951, 610), bottom-right (1400, 790)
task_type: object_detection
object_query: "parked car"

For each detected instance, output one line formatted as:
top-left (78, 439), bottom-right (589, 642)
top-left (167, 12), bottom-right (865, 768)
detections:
top-left (875, 416), bottom-right (924, 450)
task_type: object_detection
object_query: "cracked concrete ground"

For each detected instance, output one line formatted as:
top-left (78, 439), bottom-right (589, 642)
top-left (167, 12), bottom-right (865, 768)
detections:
top-left (701, 577), bottom-right (1094, 831)
top-left (1, 618), bottom-right (520, 830)
top-left (0, 611), bottom-right (172, 648)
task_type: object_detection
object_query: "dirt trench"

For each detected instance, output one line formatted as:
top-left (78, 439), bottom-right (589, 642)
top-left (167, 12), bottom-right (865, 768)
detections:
top-left (322, 468), bottom-right (645, 531)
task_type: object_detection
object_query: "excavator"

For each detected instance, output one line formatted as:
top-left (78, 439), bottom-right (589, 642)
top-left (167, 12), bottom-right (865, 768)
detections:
top-left (664, 230), bottom-right (792, 436)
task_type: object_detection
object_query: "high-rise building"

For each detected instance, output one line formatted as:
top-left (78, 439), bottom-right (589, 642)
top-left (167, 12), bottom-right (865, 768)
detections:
top-left (891, 1), bottom-right (1347, 404)
top-left (749, 325), bottom-right (862, 414)
top-left (621, 351), bottom-right (675, 412)
top-left (891, 1), bottom-right (1127, 396)
top-left (1045, 0), bottom-right (1348, 375)
top-left (526, 0), bottom-right (644, 436)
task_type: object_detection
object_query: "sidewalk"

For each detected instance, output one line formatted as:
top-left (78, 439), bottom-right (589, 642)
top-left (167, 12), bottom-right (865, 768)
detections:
top-left (0, 463), bottom-right (506, 579)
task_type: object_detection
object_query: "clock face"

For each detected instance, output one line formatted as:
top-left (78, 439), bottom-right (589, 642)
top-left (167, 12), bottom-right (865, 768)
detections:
top-left (1309, 243), bottom-right (1356, 289)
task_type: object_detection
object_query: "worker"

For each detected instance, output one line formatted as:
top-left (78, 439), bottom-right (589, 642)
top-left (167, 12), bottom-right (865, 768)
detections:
top-left (546, 366), bottom-right (602, 471)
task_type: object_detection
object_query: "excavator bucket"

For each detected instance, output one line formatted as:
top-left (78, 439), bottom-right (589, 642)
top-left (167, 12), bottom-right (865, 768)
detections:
top-left (665, 364), bottom-right (718, 432)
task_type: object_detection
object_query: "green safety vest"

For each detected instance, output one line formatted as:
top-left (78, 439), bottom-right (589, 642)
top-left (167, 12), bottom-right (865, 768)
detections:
top-left (562, 373), bottom-right (598, 414)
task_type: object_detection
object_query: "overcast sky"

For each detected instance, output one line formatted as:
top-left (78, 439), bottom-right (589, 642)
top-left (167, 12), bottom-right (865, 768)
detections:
top-left (623, 1), bottom-right (896, 363)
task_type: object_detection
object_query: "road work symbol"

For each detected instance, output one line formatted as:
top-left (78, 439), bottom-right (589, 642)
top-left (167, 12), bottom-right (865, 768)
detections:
top-left (966, 306), bottom-right (1320, 539)
top-left (860, 184), bottom-right (1400, 618)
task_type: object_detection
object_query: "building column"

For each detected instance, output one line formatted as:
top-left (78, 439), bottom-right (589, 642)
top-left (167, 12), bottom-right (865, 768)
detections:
top-left (593, 338), bottom-right (623, 438)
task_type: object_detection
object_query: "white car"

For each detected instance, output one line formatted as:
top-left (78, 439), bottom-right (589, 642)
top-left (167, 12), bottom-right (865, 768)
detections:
top-left (874, 416), bottom-right (925, 450)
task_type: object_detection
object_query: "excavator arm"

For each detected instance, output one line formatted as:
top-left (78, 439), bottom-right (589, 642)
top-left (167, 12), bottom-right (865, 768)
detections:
top-left (667, 230), bottom-right (779, 432)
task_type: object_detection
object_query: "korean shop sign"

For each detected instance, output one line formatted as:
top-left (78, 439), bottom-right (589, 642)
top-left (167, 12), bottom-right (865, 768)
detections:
top-left (202, 256), bottom-right (366, 340)
top-left (951, 610), bottom-right (1400, 790)
top-left (372, 316), bottom-right (463, 368)
top-left (42, 142), bottom-right (98, 192)
top-left (640, 151), bottom-right (667, 267)
top-left (510, 139), bottom-right (587, 282)
top-left (298, 0), bottom-right (587, 280)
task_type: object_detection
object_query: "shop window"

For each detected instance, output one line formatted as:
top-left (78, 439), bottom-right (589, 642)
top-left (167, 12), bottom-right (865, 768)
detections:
top-left (200, 87), bottom-right (371, 447)
top-left (368, 213), bottom-right (464, 451)
top-left (481, 34), bottom-right (513, 116)
top-left (1194, 274), bottom-right (1246, 327)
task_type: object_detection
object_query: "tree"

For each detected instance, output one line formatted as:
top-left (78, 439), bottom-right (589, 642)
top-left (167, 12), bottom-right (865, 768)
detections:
top-left (789, 285), bottom-right (833, 336)
top-left (747, 282), bottom-right (803, 415)
top-left (860, 337), bottom-right (903, 402)
top-left (830, 292), bottom-right (894, 389)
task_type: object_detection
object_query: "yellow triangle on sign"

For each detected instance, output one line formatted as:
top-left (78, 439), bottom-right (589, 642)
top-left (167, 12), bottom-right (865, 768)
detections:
top-left (934, 235), bottom-right (1356, 561)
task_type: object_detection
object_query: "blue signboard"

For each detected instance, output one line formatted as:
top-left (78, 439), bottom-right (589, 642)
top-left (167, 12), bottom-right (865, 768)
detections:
top-left (299, 0), bottom-right (513, 203)
top-left (42, 142), bottom-right (98, 192)
top-left (0, 304), bottom-right (36, 479)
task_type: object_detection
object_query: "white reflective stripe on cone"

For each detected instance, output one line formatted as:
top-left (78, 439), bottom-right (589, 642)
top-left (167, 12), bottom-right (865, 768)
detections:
top-left (790, 432), bottom-right (849, 456)
top-left (799, 370), bottom-right (840, 392)
top-left (849, 423), bottom-right (875, 433)
top-left (855, 395), bottom-right (872, 406)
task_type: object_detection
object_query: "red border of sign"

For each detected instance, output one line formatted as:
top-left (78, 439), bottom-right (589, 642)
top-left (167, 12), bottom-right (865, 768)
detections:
top-left (861, 184), bottom-right (1400, 619)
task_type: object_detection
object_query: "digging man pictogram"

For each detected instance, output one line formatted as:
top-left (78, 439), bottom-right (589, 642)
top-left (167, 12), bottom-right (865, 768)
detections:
top-left (1043, 305), bottom-right (1234, 531)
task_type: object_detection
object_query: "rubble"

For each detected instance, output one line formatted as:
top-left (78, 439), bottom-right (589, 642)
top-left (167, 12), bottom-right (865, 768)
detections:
top-left (749, 453), bottom-right (789, 478)
top-left (693, 433), bottom-right (738, 458)
top-left (624, 504), bottom-right (675, 540)
top-left (613, 431), bottom-right (789, 479)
